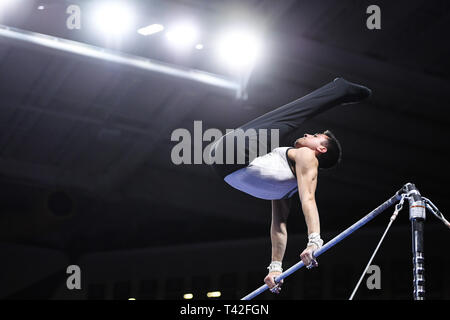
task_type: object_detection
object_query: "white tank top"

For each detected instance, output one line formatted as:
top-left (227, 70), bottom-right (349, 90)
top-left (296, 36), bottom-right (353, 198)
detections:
top-left (224, 147), bottom-right (298, 200)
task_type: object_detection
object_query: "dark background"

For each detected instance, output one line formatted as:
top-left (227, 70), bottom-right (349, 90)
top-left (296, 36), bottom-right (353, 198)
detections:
top-left (0, 0), bottom-right (449, 300)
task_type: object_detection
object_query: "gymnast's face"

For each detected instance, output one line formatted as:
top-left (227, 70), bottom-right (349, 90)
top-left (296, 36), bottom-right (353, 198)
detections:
top-left (294, 133), bottom-right (328, 153)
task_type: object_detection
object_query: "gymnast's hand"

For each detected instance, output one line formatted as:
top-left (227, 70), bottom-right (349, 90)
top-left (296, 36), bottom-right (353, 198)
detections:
top-left (264, 271), bottom-right (283, 294)
top-left (300, 245), bottom-right (319, 269)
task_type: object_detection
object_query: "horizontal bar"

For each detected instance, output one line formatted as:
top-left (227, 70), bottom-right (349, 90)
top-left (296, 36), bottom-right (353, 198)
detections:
top-left (241, 191), bottom-right (403, 300)
top-left (0, 24), bottom-right (241, 93)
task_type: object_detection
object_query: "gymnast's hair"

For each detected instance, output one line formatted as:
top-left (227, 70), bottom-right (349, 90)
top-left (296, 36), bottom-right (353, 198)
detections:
top-left (318, 130), bottom-right (342, 169)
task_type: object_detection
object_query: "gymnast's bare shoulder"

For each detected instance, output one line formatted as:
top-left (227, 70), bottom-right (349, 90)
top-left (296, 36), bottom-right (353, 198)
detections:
top-left (287, 147), bottom-right (319, 169)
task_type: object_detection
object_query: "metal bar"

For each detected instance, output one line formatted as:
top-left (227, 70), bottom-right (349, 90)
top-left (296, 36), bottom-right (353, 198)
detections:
top-left (0, 24), bottom-right (242, 95)
top-left (241, 191), bottom-right (403, 300)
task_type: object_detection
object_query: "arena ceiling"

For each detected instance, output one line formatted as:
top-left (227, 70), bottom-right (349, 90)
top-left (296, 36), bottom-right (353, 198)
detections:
top-left (0, 0), bottom-right (449, 253)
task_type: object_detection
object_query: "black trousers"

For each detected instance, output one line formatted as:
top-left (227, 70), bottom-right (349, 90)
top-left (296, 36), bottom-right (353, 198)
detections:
top-left (208, 78), bottom-right (370, 179)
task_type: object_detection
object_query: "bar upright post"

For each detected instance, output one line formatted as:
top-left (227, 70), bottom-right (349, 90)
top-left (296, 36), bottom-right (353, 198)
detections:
top-left (404, 183), bottom-right (426, 300)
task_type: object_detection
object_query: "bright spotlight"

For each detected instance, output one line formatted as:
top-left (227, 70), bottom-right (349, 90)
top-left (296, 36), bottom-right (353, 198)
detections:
top-left (217, 29), bottom-right (263, 71)
top-left (207, 291), bottom-right (221, 298)
top-left (92, 2), bottom-right (135, 36)
top-left (183, 293), bottom-right (194, 300)
top-left (165, 23), bottom-right (198, 49)
top-left (138, 24), bottom-right (164, 36)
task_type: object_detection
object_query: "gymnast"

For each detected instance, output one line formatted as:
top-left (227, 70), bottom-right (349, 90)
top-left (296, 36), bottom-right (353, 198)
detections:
top-left (208, 77), bottom-right (372, 294)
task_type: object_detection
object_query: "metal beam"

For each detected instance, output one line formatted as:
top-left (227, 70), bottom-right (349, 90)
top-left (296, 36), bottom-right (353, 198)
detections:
top-left (0, 24), bottom-right (242, 96)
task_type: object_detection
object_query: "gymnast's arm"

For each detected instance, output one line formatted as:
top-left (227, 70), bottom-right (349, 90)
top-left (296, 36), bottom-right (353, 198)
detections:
top-left (294, 148), bottom-right (320, 235)
top-left (291, 148), bottom-right (322, 267)
top-left (263, 198), bottom-right (290, 292)
top-left (270, 199), bottom-right (290, 262)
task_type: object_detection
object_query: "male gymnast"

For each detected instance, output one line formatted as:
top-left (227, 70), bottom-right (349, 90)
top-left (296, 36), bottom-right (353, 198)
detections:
top-left (208, 77), bottom-right (372, 294)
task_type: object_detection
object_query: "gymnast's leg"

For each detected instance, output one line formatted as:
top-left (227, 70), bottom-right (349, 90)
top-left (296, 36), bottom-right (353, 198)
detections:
top-left (208, 77), bottom-right (372, 179)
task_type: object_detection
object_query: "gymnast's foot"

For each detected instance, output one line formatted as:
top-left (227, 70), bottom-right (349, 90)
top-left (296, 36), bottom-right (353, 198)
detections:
top-left (334, 77), bottom-right (372, 105)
